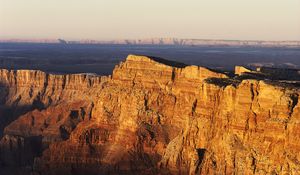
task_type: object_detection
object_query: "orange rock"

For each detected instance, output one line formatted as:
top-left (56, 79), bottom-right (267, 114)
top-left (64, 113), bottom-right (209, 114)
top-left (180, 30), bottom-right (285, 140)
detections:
top-left (0, 55), bottom-right (299, 175)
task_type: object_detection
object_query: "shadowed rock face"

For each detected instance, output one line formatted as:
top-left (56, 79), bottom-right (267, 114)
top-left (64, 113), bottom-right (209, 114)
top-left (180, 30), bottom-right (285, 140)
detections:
top-left (0, 54), bottom-right (299, 175)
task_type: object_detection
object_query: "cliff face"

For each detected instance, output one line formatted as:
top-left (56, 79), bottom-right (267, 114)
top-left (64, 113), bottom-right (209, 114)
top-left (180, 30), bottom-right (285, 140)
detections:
top-left (0, 55), bottom-right (299, 175)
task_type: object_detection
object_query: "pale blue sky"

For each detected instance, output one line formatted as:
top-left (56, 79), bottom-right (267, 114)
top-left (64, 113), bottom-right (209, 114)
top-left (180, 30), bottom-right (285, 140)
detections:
top-left (1, 0), bottom-right (300, 40)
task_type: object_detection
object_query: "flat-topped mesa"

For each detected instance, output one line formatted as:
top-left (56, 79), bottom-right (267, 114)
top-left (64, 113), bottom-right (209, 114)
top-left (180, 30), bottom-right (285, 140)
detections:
top-left (235, 66), bottom-right (252, 75)
top-left (0, 69), bottom-right (110, 107)
top-left (112, 55), bottom-right (182, 85)
top-left (0, 69), bottom-right (109, 90)
top-left (112, 54), bottom-right (228, 88)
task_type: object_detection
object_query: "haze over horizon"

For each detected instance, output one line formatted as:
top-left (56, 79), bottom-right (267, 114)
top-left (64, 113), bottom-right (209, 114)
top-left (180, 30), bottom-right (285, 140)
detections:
top-left (1, 0), bottom-right (300, 41)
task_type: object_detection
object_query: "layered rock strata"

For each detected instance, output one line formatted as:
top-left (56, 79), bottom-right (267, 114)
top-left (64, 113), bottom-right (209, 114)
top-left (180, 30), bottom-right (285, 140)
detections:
top-left (0, 55), bottom-right (299, 175)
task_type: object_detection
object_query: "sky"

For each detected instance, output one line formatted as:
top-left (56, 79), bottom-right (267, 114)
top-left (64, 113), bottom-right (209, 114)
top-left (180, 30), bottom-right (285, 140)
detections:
top-left (0, 0), bottom-right (300, 41)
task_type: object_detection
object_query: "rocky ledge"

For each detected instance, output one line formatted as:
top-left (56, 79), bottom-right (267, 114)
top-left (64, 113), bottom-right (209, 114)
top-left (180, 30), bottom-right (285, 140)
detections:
top-left (0, 55), bottom-right (299, 175)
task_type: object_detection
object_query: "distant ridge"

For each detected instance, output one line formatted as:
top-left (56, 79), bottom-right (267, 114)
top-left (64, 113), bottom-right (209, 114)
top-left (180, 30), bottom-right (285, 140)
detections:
top-left (1, 38), bottom-right (300, 47)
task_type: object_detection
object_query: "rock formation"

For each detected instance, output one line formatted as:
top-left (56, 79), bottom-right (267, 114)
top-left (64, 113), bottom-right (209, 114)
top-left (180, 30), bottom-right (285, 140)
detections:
top-left (235, 66), bottom-right (252, 76)
top-left (0, 55), bottom-right (299, 175)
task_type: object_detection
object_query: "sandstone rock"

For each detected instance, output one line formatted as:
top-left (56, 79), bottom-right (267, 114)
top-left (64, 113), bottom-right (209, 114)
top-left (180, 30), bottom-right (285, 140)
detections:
top-left (235, 66), bottom-right (252, 75)
top-left (0, 55), bottom-right (299, 175)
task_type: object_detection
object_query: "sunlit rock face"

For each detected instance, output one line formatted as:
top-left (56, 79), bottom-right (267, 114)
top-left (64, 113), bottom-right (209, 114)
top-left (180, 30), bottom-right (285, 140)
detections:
top-left (0, 55), bottom-right (299, 175)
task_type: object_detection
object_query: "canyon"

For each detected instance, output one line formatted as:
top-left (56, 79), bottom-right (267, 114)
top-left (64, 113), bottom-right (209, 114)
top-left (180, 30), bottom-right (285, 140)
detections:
top-left (2, 38), bottom-right (300, 47)
top-left (0, 55), bottom-right (299, 175)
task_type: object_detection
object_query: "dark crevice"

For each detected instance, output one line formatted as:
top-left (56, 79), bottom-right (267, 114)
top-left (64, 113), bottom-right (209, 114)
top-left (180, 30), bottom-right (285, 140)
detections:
top-left (250, 83), bottom-right (255, 101)
top-left (192, 99), bottom-right (198, 114)
top-left (171, 68), bottom-right (176, 81)
top-left (195, 148), bottom-right (206, 173)
top-left (70, 110), bottom-right (79, 119)
top-left (290, 94), bottom-right (299, 115)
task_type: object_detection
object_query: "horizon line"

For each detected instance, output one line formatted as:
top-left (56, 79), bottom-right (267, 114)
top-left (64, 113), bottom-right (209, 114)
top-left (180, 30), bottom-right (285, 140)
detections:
top-left (0, 37), bottom-right (300, 43)
top-left (1, 37), bottom-right (300, 43)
